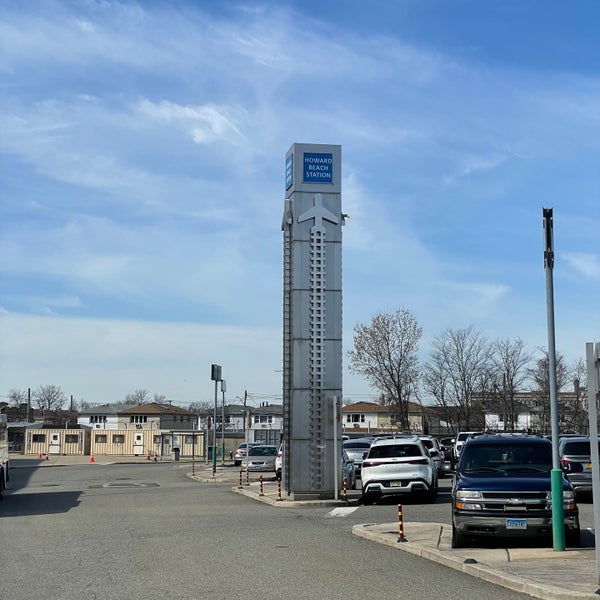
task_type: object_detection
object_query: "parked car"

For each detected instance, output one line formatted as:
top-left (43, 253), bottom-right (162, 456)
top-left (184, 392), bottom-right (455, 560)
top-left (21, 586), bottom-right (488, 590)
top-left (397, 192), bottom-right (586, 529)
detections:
top-left (343, 438), bottom-right (374, 478)
top-left (361, 436), bottom-right (438, 504)
top-left (342, 449), bottom-right (357, 490)
top-left (275, 443), bottom-right (283, 480)
top-left (453, 431), bottom-right (484, 463)
top-left (233, 441), bottom-right (264, 466)
top-left (439, 437), bottom-right (456, 473)
top-left (451, 434), bottom-right (580, 548)
top-left (244, 444), bottom-right (278, 472)
top-left (559, 436), bottom-right (600, 497)
top-left (419, 435), bottom-right (444, 477)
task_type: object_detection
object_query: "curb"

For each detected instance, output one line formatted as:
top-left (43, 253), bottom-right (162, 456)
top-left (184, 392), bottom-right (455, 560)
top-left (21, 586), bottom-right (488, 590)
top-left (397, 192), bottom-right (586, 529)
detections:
top-left (352, 524), bottom-right (600, 600)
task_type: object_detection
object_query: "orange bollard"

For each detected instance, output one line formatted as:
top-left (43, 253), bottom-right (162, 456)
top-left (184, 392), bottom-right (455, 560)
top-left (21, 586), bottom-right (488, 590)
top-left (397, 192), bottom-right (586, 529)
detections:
top-left (45, 454), bottom-right (49, 461)
top-left (245, 466), bottom-right (250, 486)
top-left (89, 455), bottom-right (95, 463)
top-left (397, 504), bottom-right (406, 542)
top-left (38, 453), bottom-right (43, 459)
top-left (153, 455), bottom-right (157, 462)
top-left (146, 454), bottom-right (151, 460)
top-left (277, 477), bottom-right (282, 501)
top-left (259, 475), bottom-right (264, 496)
top-left (239, 468), bottom-right (243, 488)
top-left (342, 477), bottom-right (348, 501)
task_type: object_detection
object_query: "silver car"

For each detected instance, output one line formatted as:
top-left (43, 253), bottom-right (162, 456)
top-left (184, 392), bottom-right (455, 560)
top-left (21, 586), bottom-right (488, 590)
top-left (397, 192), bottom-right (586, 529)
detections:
top-left (244, 445), bottom-right (278, 472)
top-left (343, 438), bottom-right (374, 478)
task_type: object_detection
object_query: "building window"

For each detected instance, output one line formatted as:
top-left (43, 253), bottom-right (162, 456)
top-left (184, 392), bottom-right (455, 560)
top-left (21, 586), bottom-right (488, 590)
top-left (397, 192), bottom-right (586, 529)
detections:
top-left (153, 435), bottom-right (161, 444)
top-left (130, 415), bottom-right (148, 424)
top-left (113, 434), bottom-right (125, 444)
top-left (95, 434), bottom-right (107, 443)
top-left (345, 414), bottom-right (365, 424)
top-left (32, 434), bottom-right (46, 443)
top-left (65, 434), bottom-right (78, 444)
top-left (185, 435), bottom-right (194, 444)
top-left (253, 415), bottom-right (273, 424)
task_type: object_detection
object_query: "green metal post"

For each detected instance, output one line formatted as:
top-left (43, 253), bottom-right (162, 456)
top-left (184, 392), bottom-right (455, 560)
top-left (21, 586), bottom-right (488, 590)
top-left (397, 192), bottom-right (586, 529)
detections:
top-left (551, 468), bottom-right (565, 551)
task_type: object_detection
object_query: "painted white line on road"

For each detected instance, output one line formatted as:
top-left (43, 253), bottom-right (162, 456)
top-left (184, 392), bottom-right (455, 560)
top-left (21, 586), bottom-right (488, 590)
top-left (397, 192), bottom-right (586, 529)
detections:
top-left (326, 507), bottom-right (359, 518)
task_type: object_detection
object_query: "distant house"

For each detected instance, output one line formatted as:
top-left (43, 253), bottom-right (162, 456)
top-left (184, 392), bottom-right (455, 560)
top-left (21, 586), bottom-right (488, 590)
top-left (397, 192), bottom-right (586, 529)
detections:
top-left (342, 401), bottom-right (442, 435)
top-left (77, 403), bottom-right (131, 430)
top-left (119, 403), bottom-right (196, 430)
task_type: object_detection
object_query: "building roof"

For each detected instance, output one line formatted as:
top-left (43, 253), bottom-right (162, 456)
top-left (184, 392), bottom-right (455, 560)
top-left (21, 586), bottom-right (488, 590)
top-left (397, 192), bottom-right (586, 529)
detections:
top-left (78, 403), bottom-right (130, 415)
top-left (343, 401), bottom-right (428, 414)
top-left (119, 403), bottom-right (195, 416)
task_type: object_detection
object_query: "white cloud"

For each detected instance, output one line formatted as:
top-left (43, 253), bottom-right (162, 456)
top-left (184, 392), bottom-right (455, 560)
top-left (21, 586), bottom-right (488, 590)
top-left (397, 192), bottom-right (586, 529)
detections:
top-left (136, 100), bottom-right (248, 146)
top-left (563, 252), bottom-right (600, 280)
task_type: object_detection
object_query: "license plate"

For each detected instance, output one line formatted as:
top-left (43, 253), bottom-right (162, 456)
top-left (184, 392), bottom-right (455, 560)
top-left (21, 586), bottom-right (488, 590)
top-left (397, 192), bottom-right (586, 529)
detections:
top-left (390, 481), bottom-right (403, 487)
top-left (506, 518), bottom-right (527, 530)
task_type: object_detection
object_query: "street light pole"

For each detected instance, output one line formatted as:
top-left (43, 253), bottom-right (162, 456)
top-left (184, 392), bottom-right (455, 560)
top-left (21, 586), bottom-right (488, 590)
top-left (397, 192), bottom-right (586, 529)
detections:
top-left (221, 380), bottom-right (226, 465)
top-left (210, 364), bottom-right (222, 477)
top-left (543, 208), bottom-right (564, 552)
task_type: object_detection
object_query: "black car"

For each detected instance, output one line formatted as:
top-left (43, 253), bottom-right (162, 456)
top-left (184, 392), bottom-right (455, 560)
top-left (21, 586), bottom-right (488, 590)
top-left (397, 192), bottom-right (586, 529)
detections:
top-left (451, 434), bottom-right (580, 548)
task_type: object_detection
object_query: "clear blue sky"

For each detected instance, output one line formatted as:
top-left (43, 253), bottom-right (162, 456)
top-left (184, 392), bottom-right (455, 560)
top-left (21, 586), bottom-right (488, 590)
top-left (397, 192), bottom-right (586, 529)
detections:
top-left (1, 0), bottom-right (598, 406)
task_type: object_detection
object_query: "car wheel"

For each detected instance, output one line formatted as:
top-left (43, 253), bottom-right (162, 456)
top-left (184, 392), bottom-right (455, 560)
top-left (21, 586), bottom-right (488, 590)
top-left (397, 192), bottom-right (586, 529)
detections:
top-left (234, 461), bottom-right (241, 467)
top-left (451, 523), bottom-right (466, 549)
top-left (565, 525), bottom-right (581, 547)
top-left (361, 491), bottom-right (375, 505)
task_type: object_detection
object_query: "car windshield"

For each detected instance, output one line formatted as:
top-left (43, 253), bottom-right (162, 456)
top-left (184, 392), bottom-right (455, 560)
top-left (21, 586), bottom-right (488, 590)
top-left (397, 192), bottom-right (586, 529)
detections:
top-left (248, 447), bottom-right (277, 456)
top-left (369, 444), bottom-right (422, 459)
top-left (461, 443), bottom-right (552, 472)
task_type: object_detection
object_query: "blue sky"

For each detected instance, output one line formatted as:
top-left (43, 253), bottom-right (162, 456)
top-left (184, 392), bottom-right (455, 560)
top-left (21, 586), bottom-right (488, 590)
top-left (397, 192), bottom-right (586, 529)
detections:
top-left (1, 0), bottom-right (598, 407)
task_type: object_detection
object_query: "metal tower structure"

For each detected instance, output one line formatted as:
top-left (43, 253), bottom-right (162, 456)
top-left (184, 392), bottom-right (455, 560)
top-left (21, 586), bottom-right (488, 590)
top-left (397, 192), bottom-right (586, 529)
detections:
top-left (281, 143), bottom-right (343, 499)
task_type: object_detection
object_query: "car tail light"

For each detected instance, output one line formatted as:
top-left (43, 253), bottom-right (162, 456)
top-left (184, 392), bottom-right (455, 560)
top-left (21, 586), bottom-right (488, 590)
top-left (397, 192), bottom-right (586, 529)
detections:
top-left (362, 460), bottom-right (382, 468)
top-left (561, 457), bottom-right (570, 469)
top-left (406, 458), bottom-right (429, 465)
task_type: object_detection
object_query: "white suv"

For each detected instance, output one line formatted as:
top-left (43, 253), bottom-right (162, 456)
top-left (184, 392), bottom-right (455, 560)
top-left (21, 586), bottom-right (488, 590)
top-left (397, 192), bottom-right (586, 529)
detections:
top-left (361, 436), bottom-right (438, 503)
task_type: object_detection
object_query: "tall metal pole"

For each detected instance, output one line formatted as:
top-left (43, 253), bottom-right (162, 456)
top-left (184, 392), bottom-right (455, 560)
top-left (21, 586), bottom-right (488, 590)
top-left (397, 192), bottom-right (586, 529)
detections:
top-left (586, 343), bottom-right (600, 584)
top-left (210, 364), bottom-right (222, 477)
top-left (221, 380), bottom-right (226, 465)
top-left (543, 208), bottom-right (564, 551)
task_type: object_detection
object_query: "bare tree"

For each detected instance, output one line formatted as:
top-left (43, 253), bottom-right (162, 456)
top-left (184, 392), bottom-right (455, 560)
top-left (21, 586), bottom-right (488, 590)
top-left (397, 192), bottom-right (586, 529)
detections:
top-left (32, 385), bottom-right (66, 413)
top-left (422, 349), bottom-right (454, 434)
top-left (188, 401), bottom-right (213, 414)
top-left (124, 389), bottom-right (149, 405)
top-left (425, 326), bottom-right (492, 431)
top-left (7, 388), bottom-right (28, 407)
top-left (153, 393), bottom-right (170, 405)
top-left (527, 348), bottom-right (569, 434)
top-left (566, 357), bottom-right (589, 434)
top-left (490, 338), bottom-right (532, 432)
top-left (348, 308), bottom-right (422, 430)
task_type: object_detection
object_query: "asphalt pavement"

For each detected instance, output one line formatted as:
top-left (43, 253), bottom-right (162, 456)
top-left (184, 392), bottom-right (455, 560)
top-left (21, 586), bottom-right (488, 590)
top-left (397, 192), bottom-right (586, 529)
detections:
top-left (11, 454), bottom-right (600, 599)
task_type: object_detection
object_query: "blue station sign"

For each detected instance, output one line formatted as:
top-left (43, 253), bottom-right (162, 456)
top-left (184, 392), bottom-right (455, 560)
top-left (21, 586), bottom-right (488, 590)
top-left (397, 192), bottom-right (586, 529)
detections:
top-left (303, 152), bottom-right (333, 183)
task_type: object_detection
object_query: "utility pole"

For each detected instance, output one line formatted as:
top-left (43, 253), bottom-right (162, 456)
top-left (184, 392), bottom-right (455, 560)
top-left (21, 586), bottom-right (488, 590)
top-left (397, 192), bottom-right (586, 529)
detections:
top-left (210, 364), bottom-right (222, 477)
top-left (543, 208), bottom-right (564, 552)
top-left (221, 380), bottom-right (226, 465)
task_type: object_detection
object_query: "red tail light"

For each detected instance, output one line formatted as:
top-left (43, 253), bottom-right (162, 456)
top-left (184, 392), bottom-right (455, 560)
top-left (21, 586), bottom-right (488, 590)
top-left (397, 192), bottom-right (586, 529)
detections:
top-left (363, 460), bottom-right (382, 468)
top-left (407, 458), bottom-right (429, 465)
top-left (561, 457), bottom-right (570, 468)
